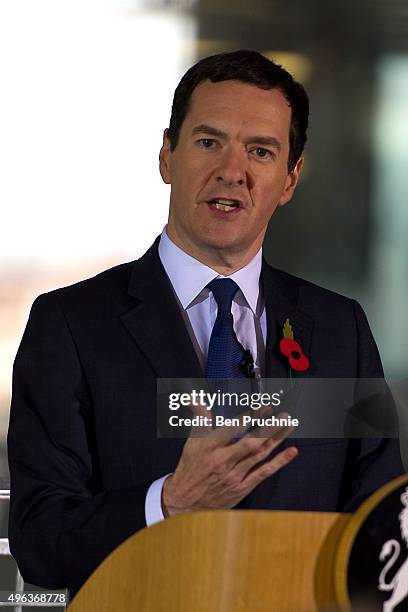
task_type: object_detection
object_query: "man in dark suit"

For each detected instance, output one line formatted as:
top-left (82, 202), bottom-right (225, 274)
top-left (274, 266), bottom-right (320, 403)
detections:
top-left (7, 50), bottom-right (404, 596)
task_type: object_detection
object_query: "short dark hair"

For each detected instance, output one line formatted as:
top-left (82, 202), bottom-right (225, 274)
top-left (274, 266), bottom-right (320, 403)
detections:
top-left (167, 49), bottom-right (309, 172)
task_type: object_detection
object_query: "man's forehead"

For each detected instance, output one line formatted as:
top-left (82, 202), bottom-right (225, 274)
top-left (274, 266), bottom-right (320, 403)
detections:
top-left (184, 79), bottom-right (292, 137)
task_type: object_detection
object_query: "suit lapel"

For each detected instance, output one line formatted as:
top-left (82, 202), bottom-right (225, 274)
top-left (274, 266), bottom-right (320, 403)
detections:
top-left (121, 244), bottom-right (315, 380)
top-left (121, 240), bottom-right (203, 378)
top-left (261, 261), bottom-right (314, 378)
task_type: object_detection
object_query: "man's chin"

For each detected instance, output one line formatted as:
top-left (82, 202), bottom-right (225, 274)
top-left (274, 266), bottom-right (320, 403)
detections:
top-left (198, 235), bottom-right (258, 260)
top-left (199, 235), bottom-right (243, 253)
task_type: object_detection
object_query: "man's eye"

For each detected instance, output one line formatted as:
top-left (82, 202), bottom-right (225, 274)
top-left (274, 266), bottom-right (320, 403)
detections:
top-left (252, 147), bottom-right (272, 159)
top-left (198, 138), bottom-right (216, 149)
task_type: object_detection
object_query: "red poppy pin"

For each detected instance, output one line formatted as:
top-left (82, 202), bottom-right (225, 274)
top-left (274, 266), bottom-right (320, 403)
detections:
top-left (280, 319), bottom-right (310, 372)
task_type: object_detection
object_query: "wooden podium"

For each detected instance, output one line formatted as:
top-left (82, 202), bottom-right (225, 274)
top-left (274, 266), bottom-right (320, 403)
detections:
top-left (68, 510), bottom-right (352, 611)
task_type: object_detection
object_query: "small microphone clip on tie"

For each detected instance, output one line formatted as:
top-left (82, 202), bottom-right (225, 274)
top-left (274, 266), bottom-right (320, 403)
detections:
top-left (239, 350), bottom-right (255, 378)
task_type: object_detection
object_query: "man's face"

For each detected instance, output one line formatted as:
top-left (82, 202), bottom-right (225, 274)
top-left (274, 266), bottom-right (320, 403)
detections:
top-left (160, 79), bottom-right (303, 265)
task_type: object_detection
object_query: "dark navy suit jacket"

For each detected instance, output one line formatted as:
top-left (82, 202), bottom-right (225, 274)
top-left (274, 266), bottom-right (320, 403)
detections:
top-left (7, 238), bottom-right (404, 594)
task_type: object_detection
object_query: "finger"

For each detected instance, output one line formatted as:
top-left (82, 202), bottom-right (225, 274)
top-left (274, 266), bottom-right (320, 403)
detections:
top-left (228, 436), bottom-right (284, 478)
top-left (226, 428), bottom-right (295, 475)
top-left (238, 411), bottom-right (295, 439)
top-left (189, 397), bottom-right (209, 417)
top-left (241, 446), bottom-right (299, 492)
top-left (205, 411), bottom-right (295, 466)
top-left (188, 400), bottom-right (213, 436)
top-left (209, 404), bottom-right (274, 442)
top-left (221, 417), bottom-right (296, 465)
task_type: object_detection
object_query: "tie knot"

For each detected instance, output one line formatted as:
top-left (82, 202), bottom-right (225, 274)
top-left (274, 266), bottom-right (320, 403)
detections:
top-left (207, 278), bottom-right (239, 314)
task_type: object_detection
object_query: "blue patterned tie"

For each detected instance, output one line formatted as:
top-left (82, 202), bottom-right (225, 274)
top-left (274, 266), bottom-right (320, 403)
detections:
top-left (205, 279), bottom-right (246, 378)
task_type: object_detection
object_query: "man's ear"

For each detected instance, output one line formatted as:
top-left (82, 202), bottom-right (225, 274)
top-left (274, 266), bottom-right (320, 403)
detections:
top-left (278, 156), bottom-right (304, 207)
top-left (159, 129), bottom-right (172, 184)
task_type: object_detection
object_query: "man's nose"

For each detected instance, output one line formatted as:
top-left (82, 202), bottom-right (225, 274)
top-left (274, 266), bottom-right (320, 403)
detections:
top-left (215, 146), bottom-right (247, 186)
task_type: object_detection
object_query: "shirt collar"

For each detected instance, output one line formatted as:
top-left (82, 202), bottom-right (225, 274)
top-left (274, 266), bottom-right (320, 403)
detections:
top-left (158, 227), bottom-right (262, 314)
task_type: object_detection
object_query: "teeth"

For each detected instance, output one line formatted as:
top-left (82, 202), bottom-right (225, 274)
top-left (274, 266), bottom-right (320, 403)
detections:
top-left (211, 198), bottom-right (239, 212)
top-left (214, 203), bottom-right (235, 211)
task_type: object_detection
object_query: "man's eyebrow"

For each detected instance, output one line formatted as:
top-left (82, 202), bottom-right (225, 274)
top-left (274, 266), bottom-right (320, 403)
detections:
top-left (248, 136), bottom-right (282, 152)
top-left (191, 124), bottom-right (228, 139)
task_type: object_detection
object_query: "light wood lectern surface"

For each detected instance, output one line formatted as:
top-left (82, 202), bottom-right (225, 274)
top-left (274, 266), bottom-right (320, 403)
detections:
top-left (69, 510), bottom-right (352, 612)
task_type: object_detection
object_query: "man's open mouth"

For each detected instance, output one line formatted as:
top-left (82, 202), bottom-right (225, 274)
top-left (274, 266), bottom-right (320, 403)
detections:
top-left (209, 198), bottom-right (240, 212)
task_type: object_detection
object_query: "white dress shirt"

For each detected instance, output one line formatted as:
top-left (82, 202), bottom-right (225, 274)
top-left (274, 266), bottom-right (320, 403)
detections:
top-left (145, 227), bottom-right (267, 526)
